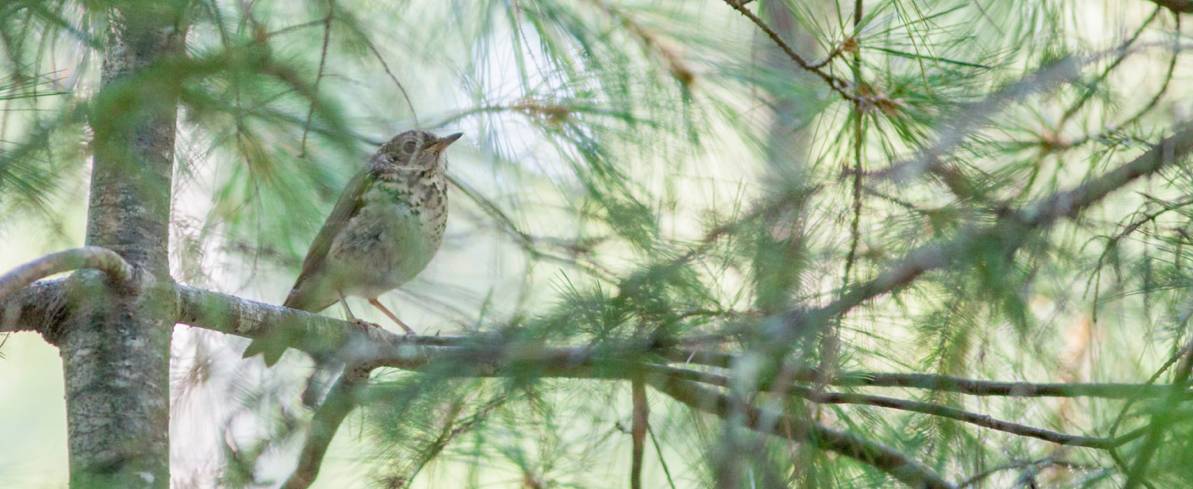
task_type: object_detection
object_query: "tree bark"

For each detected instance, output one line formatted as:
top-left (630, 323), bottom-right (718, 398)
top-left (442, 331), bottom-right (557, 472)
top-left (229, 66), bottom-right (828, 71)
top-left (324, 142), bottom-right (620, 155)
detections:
top-left (1152, 0), bottom-right (1193, 14)
top-left (60, 5), bottom-right (185, 488)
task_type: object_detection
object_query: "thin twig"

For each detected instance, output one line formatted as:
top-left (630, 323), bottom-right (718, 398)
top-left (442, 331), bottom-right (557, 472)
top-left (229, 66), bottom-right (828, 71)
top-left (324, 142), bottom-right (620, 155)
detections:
top-left (649, 365), bottom-right (1148, 448)
top-left (1057, 12), bottom-right (1180, 150)
top-left (586, 0), bottom-right (695, 85)
top-left (957, 458), bottom-right (1096, 488)
top-left (870, 56), bottom-right (1083, 184)
top-left (1109, 299), bottom-right (1193, 438)
top-left (822, 371), bottom-right (1186, 399)
top-left (266, 18), bottom-right (327, 38)
top-left (671, 347), bottom-right (1193, 398)
top-left (348, 24), bottom-right (418, 126)
top-left (298, 0), bottom-right (335, 157)
top-left (825, 0), bottom-right (867, 388)
top-left (398, 394), bottom-right (511, 484)
top-left (652, 377), bottom-right (956, 489)
top-left (646, 424), bottom-right (679, 489)
top-left (808, 41), bottom-right (847, 69)
top-left (1056, 6), bottom-right (1162, 129)
top-left (755, 121), bottom-right (1193, 346)
top-left (843, 0), bottom-right (866, 286)
top-left (1124, 338), bottom-right (1193, 488)
top-left (630, 378), bottom-right (648, 489)
top-left (721, 0), bottom-right (861, 104)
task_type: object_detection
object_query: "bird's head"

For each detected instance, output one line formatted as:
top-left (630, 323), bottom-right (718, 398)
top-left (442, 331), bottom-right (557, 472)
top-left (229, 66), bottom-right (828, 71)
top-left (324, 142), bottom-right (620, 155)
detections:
top-left (373, 130), bottom-right (462, 175)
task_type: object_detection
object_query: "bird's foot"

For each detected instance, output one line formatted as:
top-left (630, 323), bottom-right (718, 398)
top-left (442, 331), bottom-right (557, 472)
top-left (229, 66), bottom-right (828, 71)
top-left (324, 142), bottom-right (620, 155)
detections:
top-left (352, 319), bottom-right (383, 332)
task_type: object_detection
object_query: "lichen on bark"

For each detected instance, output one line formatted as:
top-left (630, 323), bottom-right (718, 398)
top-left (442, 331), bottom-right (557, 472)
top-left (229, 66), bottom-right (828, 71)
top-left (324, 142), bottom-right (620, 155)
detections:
top-left (61, 5), bottom-right (187, 488)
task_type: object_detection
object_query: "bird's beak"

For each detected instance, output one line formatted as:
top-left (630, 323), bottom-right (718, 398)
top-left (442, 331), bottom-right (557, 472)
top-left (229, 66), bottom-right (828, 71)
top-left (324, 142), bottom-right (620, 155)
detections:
top-left (430, 132), bottom-right (463, 152)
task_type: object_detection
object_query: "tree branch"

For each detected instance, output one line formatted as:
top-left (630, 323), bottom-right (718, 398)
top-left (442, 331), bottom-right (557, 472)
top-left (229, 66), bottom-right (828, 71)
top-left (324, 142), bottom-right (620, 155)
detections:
top-left (1151, 0), bottom-right (1193, 13)
top-left (872, 57), bottom-right (1082, 183)
top-left (176, 284), bottom-right (446, 365)
top-left (178, 284), bottom-right (953, 488)
top-left (667, 349), bottom-right (1189, 398)
top-left (282, 367), bottom-right (368, 489)
top-left (170, 283), bottom-right (1193, 486)
top-left (651, 376), bottom-right (956, 489)
top-left (177, 284), bottom-right (1192, 401)
top-left (651, 365), bottom-right (1148, 449)
top-left (298, 0), bottom-right (335, 157)
top-left (0, 278), bottom-right (67, 337)
top-left (957, 458), bottom-right (1097, 488)
top-left (791, 390), bottom-right (1147, 449)
top-left (0, 247), bottom-right (135, 303)
top-left (631, 378), bottom-right (648, 489)
top-left (1124, 341), bottom-right (1193, 488)
top-left (721, 0), bottom-right (862, 104)
top-left (177, 287), bottom-right (951, 485)
top-left (767, 121), bottom-right (1193, 344)
top-left (805, 370), bottom-right (1186, 399)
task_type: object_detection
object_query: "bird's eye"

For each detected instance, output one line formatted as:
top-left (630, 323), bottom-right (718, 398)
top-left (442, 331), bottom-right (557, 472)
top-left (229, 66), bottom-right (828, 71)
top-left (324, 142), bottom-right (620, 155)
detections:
top-left (402, 140), bottom-right (418, 154)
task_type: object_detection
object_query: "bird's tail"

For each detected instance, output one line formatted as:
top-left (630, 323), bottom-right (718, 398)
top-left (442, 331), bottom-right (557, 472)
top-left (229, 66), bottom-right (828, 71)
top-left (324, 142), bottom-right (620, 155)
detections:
top-left (241, 286), bottom-right (319, 367)
top-left (241, 337), bottom-right (286, 367)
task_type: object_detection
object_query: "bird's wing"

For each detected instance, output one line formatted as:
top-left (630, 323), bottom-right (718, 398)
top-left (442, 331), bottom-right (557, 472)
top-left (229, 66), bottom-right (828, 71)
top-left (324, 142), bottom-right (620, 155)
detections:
top-left (284, 169), bottom-right (373, 310)
top-left (247, 170), bottom-right (373, 365)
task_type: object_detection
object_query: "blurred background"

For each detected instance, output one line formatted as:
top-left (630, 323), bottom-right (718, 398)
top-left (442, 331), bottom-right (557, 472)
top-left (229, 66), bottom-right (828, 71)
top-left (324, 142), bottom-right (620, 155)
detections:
top-left (3, 0), bottom-right (1192, 487)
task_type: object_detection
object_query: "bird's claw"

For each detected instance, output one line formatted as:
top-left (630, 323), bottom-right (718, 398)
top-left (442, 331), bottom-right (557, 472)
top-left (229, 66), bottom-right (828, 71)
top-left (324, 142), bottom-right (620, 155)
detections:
top-left (352, 319), bottom-right (382, 331)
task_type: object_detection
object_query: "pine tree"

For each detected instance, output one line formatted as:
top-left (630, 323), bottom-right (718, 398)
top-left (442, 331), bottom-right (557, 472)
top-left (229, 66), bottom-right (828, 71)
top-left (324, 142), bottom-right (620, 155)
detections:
top-left (2, 1), bottom-right (1193, 487)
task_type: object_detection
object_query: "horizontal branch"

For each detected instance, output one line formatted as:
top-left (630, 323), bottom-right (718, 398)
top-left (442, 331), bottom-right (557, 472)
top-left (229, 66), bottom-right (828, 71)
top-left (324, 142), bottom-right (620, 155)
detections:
top-left (0, 247), bottom-right (135, 303)
top-left (763, 121), bottom-right (1193, 344)
top-left (957, 458), bottom-right (1097, 488)
top-left (1151, 0), bottom-right (1193, 13)
top-left (175, 285), bottom-right (953, 486)
top-left (652, 365), bottom-right (1147, 448)
top-left (176, 284), bottom-right (447, 365)
top-left (817, 371), bottom-right (1187, 399)
top-left (172, 285), bottom-right (1193, 486)
top-left (176, 287), bottom-right (1193, 400)
top-left (873, 57), bottom-right (1082, 183)
top-left (652, 376), bottom-right (956, 489)
top-left (795, 388), bottom-right (1148, 449)
top-left (667, 350), bottom-right (1189, 398)
top-left (0, 279), bottom-right (67, 336)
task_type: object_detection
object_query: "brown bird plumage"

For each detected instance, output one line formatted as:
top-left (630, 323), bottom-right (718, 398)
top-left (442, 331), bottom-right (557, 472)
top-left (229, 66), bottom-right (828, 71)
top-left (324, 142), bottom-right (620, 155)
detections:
top-left (244, 130), bottom-right (460, 366)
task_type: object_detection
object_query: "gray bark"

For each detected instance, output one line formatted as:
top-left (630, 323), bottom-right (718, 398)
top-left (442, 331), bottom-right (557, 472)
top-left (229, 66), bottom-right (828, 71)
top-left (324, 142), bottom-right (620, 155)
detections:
top-left (59, 6), bottom-right (185, 488)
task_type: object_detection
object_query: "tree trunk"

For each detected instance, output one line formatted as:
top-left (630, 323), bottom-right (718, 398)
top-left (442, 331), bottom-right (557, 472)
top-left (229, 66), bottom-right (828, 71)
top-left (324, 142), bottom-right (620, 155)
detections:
top-left (59, 5), bottom-right (184, 488)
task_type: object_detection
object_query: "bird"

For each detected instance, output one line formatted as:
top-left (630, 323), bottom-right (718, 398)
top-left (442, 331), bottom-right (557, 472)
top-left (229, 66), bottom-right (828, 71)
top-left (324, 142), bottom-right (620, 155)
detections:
top-left (243, 130), bottom-right (462, 366)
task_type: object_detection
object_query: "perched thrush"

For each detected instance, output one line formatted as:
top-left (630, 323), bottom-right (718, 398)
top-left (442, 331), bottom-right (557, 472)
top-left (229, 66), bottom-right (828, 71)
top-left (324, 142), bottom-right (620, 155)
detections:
top-left (243, 130), bottom-right (462, 366)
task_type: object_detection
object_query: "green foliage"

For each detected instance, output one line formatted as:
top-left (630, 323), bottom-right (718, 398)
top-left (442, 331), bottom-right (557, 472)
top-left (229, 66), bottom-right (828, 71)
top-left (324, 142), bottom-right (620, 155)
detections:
top-left (5, 0), bottom-right (1193, 487)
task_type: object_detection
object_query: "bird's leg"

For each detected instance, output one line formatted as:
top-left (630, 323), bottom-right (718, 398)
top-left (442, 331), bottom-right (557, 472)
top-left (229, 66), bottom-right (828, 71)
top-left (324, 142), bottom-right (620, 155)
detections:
top-left (368, 298), bottom-right (415, 334)
top-left (338, 292), bottom-right (356, 321)
top-left (339, 291), bottom-right (380, 331)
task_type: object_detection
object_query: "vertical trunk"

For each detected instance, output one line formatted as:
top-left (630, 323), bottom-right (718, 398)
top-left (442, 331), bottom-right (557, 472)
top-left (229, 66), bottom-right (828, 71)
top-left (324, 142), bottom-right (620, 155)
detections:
top-left (751, 1), bottom-right (817, 315)
top-left (60, 5), bottom-right (184, 488)
top-left (734, 2), bottom-right (822, 487)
